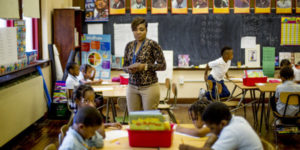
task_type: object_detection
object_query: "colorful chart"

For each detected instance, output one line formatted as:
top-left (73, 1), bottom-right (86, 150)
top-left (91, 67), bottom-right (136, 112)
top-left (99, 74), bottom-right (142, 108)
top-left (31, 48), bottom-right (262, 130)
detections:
top-left (281, 17), bottom-right (300, 46)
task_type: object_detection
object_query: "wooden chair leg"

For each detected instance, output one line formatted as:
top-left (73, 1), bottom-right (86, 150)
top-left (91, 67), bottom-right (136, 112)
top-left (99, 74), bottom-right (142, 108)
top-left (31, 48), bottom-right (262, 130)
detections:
top-left (167, 109), bottom-right (177, 124)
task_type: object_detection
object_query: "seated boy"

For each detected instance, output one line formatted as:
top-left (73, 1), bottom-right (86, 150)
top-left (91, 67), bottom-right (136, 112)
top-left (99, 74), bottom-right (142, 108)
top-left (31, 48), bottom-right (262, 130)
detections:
top-left (273, 67), bottom-right (300, 117)
top-left (66, 62), bottom-right (80, 98)
top-left (176, 99), bottom-right (211, 137)
top-left (204, 46), bottom-right (233, 100)
top-left (201, 102), bottom-right (262, 150)
top-left (59, 106), bottom-right (104, 150)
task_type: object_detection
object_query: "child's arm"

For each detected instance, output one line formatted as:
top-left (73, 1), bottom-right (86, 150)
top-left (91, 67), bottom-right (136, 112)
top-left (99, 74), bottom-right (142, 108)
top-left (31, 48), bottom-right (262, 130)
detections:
top-left (97, 124), bottom-right (106, 139)
top-left (80, 79), bottom-right (103, 85)
top-left (204, 64), bottom-right (209, 81)
top-left (225, 72), bottom-right (230, 79)
top-left (90, 67), bottom-right (96, 81)
top-left (176, 125), bottom-right (210, 137)
top-left (203, 133), bottom-right (218, 148)
top-left (67, 89), bottom-right (73, 99)
top-left (104, 122), bottom-right (122, 129)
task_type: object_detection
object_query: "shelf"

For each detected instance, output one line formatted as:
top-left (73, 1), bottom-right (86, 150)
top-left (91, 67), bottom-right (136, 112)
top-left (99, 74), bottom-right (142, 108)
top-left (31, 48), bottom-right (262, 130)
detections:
top-left (0, 60), bottom-right (50, 84)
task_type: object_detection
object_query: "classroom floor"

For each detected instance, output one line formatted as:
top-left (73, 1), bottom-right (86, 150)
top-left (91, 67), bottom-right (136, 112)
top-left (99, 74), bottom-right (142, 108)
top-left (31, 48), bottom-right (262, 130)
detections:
top-left (1, 104), bottom-right (300, 150)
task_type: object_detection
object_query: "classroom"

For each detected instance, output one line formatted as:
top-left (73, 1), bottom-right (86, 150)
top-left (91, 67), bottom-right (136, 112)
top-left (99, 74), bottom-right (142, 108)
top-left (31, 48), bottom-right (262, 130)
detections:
top-left (0, 0), bottom-right (300, 149)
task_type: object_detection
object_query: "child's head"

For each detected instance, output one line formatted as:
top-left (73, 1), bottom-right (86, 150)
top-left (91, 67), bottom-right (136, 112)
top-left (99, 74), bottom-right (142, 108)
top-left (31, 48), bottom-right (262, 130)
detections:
top-left (202, 102), bottom-right (231, 135)
top-left (280, 66), bottom-right (294, 82)
top-left (66, 62), bottom-right (80, 76)
top-left (221, 46), bottom-right (233, 61)
top-left (73, 106), bottom-right (102, 139)
top-left (73, 84), bottom-right (96, 109)
top-left (80, 64), bottom-right (94, 79)
top-left (280, 59), bottom-right (291, 69)
top-left (188, 99), bottom-right (211, 129)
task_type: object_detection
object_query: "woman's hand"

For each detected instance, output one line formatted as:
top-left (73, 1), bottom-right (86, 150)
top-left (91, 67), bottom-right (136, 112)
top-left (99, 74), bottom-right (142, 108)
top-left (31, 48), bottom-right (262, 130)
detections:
top-left (127, 63), bottom-right (146, 73)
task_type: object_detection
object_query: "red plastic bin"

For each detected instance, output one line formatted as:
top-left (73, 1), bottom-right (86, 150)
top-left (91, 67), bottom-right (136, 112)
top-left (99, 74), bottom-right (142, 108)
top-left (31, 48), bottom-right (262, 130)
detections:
top-left (120, 75), bottom-right (129, 85)
top-left (127, 129), bottom-right (173, 147)
top-left (243, 77), bottom-right (267, 86)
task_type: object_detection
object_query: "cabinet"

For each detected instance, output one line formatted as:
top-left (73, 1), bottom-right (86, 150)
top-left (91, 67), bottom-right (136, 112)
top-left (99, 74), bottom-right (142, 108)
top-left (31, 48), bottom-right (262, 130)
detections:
top-left (53, 9), bottom-right (83, 70)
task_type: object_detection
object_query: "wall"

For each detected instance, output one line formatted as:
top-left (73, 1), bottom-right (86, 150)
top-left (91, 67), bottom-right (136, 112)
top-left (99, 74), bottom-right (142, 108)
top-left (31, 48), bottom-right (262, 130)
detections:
top-left (0, 65), bottom-right (51, 146)
top-left (41, 0), bottom-right (73, 59)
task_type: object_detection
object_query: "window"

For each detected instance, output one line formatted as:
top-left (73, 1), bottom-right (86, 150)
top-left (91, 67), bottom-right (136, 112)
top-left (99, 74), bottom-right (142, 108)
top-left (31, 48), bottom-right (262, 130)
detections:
top-left (24, 17), bottom-right (33, 51)
top-left (0, 19), bottom-right (6, 28)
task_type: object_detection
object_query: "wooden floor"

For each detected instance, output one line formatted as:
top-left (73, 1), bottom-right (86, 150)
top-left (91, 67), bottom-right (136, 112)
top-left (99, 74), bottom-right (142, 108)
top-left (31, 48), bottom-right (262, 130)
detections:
top-left (1, 104), bottom-right (300, 150)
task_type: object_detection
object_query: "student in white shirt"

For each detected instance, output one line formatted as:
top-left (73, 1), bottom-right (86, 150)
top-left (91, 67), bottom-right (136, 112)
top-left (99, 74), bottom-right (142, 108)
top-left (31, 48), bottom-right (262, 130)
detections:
top-left (201, 102), bottom-right (263, 150)
top-left (274, 67), bottom-right (300, 117)
top-left (204, 46), bottom-right (233, 100)
top-left (66, 62), bottom-right (80, 98)
top-left (293, 61), bottom-right (300, 84)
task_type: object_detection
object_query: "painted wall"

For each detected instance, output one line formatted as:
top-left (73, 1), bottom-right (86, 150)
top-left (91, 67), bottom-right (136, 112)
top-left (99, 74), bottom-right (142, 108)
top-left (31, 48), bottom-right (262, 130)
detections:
top-left (0, 65), bottom-right (51, 146)
top-left (41, 0), bottom-right (73, 59)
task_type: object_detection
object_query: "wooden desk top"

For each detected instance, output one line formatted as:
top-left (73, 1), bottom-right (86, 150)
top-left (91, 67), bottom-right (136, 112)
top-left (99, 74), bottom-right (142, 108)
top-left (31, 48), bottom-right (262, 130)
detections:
top-left (235, 83), bottom-right (259, 90)
top-left (255, 83), bottom-right (280, 92)
top-left (93, 85), bottom-right (127, 98)
top-left (102, 124), bottom-right (206, 150)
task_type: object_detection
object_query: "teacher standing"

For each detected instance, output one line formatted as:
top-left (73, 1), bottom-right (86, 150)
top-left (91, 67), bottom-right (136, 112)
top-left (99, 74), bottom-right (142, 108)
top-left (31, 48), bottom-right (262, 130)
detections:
top-left (123, 17), bottom-right (166, 112)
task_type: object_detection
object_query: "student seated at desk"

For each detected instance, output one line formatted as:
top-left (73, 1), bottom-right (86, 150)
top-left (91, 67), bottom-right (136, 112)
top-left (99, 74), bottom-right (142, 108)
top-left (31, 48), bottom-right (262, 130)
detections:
top-left (78, 64), bottom-right (103, 85)
top-left (293, 61), bottom-right (300, 84)
top-left (59, 106), bottom-right (104, 150)
top-left (272, 67), bottom-right (300, 117)
top-left (66, 62), bottom-right (80, 98)
top-left (73, 84), bottom-right (122, 129)
top-left (204, 46), bottom-right (233, 100)
top-left (180, 102), bottom-right (262, 150)
top-left (176, 99), bottom-right (211, 137)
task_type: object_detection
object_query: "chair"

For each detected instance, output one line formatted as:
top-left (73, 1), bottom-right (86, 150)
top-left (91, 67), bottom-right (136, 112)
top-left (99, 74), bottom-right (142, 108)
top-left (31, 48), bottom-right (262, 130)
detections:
top-left (205, 80), bottom-right (239, 108)
top-left (270, 92), bottom-right (300, 146)
top-left (58, 124), bottom-right (69, 145)
top-left (260, 138), bottom-right (275, 150)
top-left (159, 78), bottom-right (171, 104)
top-left (44, 143), bottom-right (57, 150)
top-left (158, 83), bottom-right (178, 123)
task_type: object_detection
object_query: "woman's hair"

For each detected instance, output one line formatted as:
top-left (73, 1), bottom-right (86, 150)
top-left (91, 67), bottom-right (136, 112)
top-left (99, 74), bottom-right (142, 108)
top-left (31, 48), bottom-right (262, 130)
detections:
top-left (188, 99), bottom-right (211, 121)
top-left (131, 17), bottom-right (148, 31)
top-left (74, 106), bottom-right (102, 127)
top-left (80, 64), bottom-right (93, 73)
top-left (73, 84), bottom-right (95, 103)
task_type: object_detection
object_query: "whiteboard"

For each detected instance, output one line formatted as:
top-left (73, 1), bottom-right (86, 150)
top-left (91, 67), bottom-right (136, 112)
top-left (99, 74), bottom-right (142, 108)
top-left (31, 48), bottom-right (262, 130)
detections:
top-left (114, 23), bottom-right (158, 57)
top-left (157, 50), bottom-right (173, 83)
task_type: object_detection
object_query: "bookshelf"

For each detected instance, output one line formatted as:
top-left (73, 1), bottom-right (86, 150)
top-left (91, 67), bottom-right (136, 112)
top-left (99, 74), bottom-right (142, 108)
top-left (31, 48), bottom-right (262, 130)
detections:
top-left (53, 9), bottom-right (83, 70)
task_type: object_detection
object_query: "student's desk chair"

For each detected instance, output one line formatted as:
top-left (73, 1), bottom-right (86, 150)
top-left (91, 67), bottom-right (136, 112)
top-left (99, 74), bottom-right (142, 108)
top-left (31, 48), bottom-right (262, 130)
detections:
top-left (158, 83), bottom-right (178, 123)
top-left (270, 92), bottom-right (300, 147)
top-left (206, 80), bottom-right (239, 108)
top-left (159, 78), bottom-right (171, 104)
top-left (260, 138), bottom-right (275, 150)
top-left (58, 124), bottom-right (69, 145)
top-left (44, 143), bottom-right (57, 150)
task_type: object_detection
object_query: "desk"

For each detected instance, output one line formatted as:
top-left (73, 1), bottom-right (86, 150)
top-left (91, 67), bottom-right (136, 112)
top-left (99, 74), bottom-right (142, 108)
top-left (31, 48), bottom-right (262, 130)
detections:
top-left (103, 124), bottom-right (207, 150)
top-left (93, 85), bottom-right (127, 123)
top-left (256, 83), bottom-right (280, 134)
top-left (230, 82), bottom-right (259, 127)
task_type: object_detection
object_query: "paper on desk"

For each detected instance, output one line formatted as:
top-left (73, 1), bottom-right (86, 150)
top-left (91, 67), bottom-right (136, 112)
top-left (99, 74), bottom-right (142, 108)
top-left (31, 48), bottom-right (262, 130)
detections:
top-left (93, 87), bottom-right (114, 91)
top-left (229, 78), bottom-right (243, 81)
top-left (104, 130), bottom-right (128, 141)
top-left (174, 131), bottom-right (199, 139)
